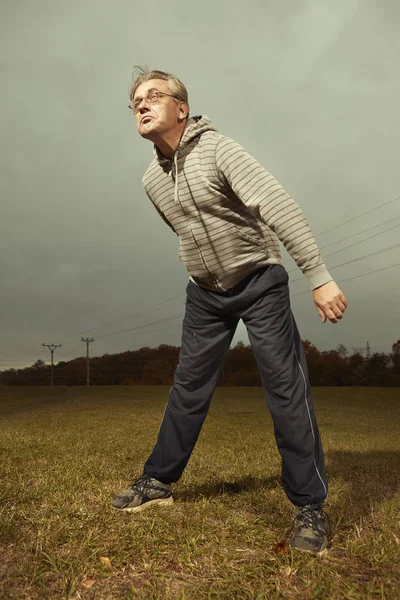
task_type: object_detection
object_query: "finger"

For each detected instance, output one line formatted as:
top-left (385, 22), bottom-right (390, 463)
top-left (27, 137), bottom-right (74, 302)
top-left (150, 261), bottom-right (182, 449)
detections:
top-left (317, 306), bottom-right (327, 323)
top-left (325, 308), bottom-right (338, 323)
top-left (340, 294), bottom-right (348, 308)
top-left (331, 306), bottom-right (344, 319)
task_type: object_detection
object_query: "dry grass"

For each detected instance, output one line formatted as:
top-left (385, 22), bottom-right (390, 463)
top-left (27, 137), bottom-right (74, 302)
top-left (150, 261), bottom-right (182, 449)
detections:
top-left (0, 386), bottom-right (399, 599)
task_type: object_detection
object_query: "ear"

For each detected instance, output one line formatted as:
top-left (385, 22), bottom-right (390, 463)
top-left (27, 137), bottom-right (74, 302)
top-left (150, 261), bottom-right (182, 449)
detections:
top-left (177, 101), bottom-right (189, 121)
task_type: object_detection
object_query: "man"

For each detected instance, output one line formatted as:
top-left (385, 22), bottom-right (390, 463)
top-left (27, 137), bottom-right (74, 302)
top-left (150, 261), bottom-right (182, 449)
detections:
top-left (111, 68), bottom-right (348, 555)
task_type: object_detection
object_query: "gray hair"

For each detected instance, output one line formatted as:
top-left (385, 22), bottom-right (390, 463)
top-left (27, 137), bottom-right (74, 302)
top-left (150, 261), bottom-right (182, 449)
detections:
top-left (129, 65), bottom-right (189, 110)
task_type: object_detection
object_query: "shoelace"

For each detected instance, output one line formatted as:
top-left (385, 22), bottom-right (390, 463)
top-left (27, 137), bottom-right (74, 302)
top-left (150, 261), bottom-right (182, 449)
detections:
top-left (130, 474), bottom-right (154, 499)
top-left (130, 474), bottom-right (169, 500)
top-left (295, 504), bottom-right (331, 537)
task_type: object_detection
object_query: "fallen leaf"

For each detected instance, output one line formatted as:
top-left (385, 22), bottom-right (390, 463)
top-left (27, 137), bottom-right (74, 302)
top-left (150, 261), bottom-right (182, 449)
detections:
top-left (273, 541), bottom-right (289, 555)
top-left (82, 579), bottom-right (96, 589)
top-left (99, 556), bottom-right (113, 570)
top-left (282, 566), bottom-right (297, 578)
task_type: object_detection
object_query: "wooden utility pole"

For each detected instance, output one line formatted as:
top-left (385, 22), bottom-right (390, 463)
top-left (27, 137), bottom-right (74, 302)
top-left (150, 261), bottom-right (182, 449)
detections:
top-left (42, 343), bottom-right (62, 385)
top-left (81, 338), bottom-right (94, 385)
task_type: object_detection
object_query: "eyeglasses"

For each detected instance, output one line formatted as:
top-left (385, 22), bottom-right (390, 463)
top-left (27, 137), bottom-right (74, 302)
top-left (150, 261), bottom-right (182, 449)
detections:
top-left (128, 90), bottom-right (180, 114)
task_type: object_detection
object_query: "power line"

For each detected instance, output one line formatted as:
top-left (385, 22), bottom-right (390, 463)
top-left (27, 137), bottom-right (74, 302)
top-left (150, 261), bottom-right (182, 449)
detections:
top-left (95, 313), bottom-right (183, 341)
top-left (3, 240), bottom-right (398, 361)
top-left (318, 216), bottom-right (400, 251)
top-left (3, 195), bottom-right (400, 363)
top-left (59, 293), bottom-right (184, 342)
top-left (333, 262), bottom-right (400, 285)
top-left (313, 194), bottom-right (400, 238)
top-left (1, 313), bottom-right (184, 363)
top-left (51, 195), bottom-right (400, 346)
top-left (318, 241), bottom-right (400, 271)
top-left (290, 242), bottom-right (400, 284)
top-left (1, 295), bottom-right (185, 363)
top-left (287, 222), bottom-right (400, 274)
top-left (282, 210), bottom-right (400, 268)
top-left (3, 261), bottom-right (399, 367)
top-left (1, 323), bottom-right (184, 367)
top-left (94, 322), bottom-right (183, 344)
top-left (0, 359), bottom-right (38, 365)
top-left (291, 262), bottom-right (400, 297)
top-left (0, 341), bottom-right (48, 357)
top-left (93, 250), bottom-right (400, 342)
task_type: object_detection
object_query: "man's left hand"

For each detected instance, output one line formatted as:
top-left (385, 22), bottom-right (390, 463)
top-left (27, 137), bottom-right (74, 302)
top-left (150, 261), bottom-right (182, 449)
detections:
top-left (312, 281), bottom-right (348, 324)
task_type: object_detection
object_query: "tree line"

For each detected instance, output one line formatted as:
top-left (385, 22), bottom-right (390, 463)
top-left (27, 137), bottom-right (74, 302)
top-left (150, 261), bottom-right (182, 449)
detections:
top-left (1, 339), bottom-right (399, 387)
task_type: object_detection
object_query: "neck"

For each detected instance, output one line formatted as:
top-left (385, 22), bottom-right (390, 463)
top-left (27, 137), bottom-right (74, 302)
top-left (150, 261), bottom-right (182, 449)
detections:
top-left (153, 124), bottom-right (186, 159)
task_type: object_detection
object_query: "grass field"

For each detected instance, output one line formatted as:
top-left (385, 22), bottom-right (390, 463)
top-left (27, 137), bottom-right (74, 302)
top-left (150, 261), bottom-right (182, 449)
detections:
top-left (0, 386), bottom-right (399, 599)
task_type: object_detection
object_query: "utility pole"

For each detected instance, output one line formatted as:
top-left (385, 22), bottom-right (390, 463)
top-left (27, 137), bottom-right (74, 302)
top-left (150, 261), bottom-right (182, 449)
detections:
top-left (42, 343), bottom-right (62, 386)
top-left (366, 341), bottom-right (371, 359)
top-left (81, 338), bottom-right (95, 386)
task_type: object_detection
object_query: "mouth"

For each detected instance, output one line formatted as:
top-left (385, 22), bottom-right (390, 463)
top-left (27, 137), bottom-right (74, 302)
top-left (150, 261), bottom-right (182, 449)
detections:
top-left (141, 116), bottom-right (153, 125)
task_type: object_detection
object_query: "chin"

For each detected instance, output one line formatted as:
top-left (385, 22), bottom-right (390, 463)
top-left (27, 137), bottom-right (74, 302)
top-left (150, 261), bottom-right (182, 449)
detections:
top-left (139, 124), bottom-right (157, 140)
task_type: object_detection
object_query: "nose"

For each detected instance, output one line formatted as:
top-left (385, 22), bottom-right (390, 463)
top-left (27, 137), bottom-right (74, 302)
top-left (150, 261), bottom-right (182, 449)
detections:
top-left (137, 98), bottom-right (151, 113)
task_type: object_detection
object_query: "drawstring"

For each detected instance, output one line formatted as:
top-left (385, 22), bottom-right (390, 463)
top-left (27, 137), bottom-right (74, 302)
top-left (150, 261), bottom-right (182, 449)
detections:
top-left (167, 153), bottom-right (179, 204)
top-left (173, 153), bottom-right (179, 204)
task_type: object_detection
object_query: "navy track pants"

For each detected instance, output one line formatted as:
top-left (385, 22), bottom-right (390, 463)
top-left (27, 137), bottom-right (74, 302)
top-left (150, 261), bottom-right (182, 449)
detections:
top-left (144, 264), bottom-right (327, 506)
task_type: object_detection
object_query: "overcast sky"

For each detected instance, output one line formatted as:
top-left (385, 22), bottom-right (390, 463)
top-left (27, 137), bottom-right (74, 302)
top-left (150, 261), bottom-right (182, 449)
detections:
top-left (1, 0), bottom-right (399, 369)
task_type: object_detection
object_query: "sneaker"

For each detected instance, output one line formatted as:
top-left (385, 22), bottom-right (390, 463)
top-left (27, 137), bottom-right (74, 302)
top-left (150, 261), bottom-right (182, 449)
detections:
top-left (289, 503), bottom-right (331, 554)
top-left (111, 473), bottom-right (173, 513)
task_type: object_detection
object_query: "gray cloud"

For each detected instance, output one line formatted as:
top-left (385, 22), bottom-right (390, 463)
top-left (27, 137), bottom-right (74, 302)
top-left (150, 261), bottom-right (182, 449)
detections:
top-left (1, 0), bottom-right (399, 368)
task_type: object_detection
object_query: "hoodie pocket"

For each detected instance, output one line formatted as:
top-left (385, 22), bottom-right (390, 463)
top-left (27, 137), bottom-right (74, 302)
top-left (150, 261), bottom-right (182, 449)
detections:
top-left (232, 225), bottom-right (265, 247)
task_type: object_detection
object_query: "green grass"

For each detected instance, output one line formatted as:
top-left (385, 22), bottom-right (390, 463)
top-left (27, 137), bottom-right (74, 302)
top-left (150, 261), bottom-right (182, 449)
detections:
top-left (0, 386), bottom-right (399, 599)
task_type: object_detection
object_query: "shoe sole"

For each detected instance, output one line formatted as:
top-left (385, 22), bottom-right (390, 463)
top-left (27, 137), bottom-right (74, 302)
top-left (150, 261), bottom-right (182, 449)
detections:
top-left (114, 496), bottom-right (174, 514)
top-left (290, 543), bottom-right (328, 556)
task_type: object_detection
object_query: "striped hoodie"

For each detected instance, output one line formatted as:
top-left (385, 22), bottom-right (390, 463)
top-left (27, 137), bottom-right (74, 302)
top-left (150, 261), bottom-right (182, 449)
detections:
top-left (142, 115), bottom-right (332, 292)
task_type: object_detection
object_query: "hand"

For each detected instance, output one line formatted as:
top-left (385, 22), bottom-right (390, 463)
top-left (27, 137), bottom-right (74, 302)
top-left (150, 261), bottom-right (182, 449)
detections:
top-left (312, 281), bottom-right (348, 324)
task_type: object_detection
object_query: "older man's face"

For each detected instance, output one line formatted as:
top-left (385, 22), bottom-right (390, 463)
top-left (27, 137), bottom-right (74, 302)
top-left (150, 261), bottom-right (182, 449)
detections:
top-left (133, 79), bottom-right (186, 139)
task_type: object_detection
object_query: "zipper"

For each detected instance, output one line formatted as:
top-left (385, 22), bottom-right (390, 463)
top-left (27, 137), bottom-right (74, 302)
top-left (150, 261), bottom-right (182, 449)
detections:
top-left (172, 154), bottom-right (221, 290)
top-left (188, 220), bottom-right (221, 289)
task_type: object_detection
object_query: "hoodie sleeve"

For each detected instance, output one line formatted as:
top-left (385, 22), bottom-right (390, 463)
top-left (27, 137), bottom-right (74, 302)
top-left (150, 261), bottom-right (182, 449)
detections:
top-left (215, 136), bottom-right (332, 290)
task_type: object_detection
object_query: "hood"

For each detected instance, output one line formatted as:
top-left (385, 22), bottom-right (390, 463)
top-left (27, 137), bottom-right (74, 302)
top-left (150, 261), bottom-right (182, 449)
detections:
top-left (153, 115), bottom-right (218, 205)
top-left (154, 115), bottom-right (218, 167)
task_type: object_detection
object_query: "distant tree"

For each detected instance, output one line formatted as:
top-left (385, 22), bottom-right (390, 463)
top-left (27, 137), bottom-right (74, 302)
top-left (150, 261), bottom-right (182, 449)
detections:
top-left (302, 340), bottom-right (322, 385)
top-left (336, 344), bottom-right (348, 359)
top-left (391, 339), bottom-right (400, 375)
top-left (224, 341), bottom-right (257, 384)
top-left (2, 338), bottom-right (398, 387)
top-left (32, 359), bottom-right (47, 369)
top-left (229, 367), bottom-right (261, 386)
top-left (141, 351), bottom-right (178, 385)
top-left (319, 350), bottom-right (351, 386)
top-left (348, 350), bottom-right (365, 386)
top-left (364, 352), bottom-right (390, 386)
top-left (351, 346), bottom-right (366, 357)
top-left (2, 368), bottom-right (18, 385)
